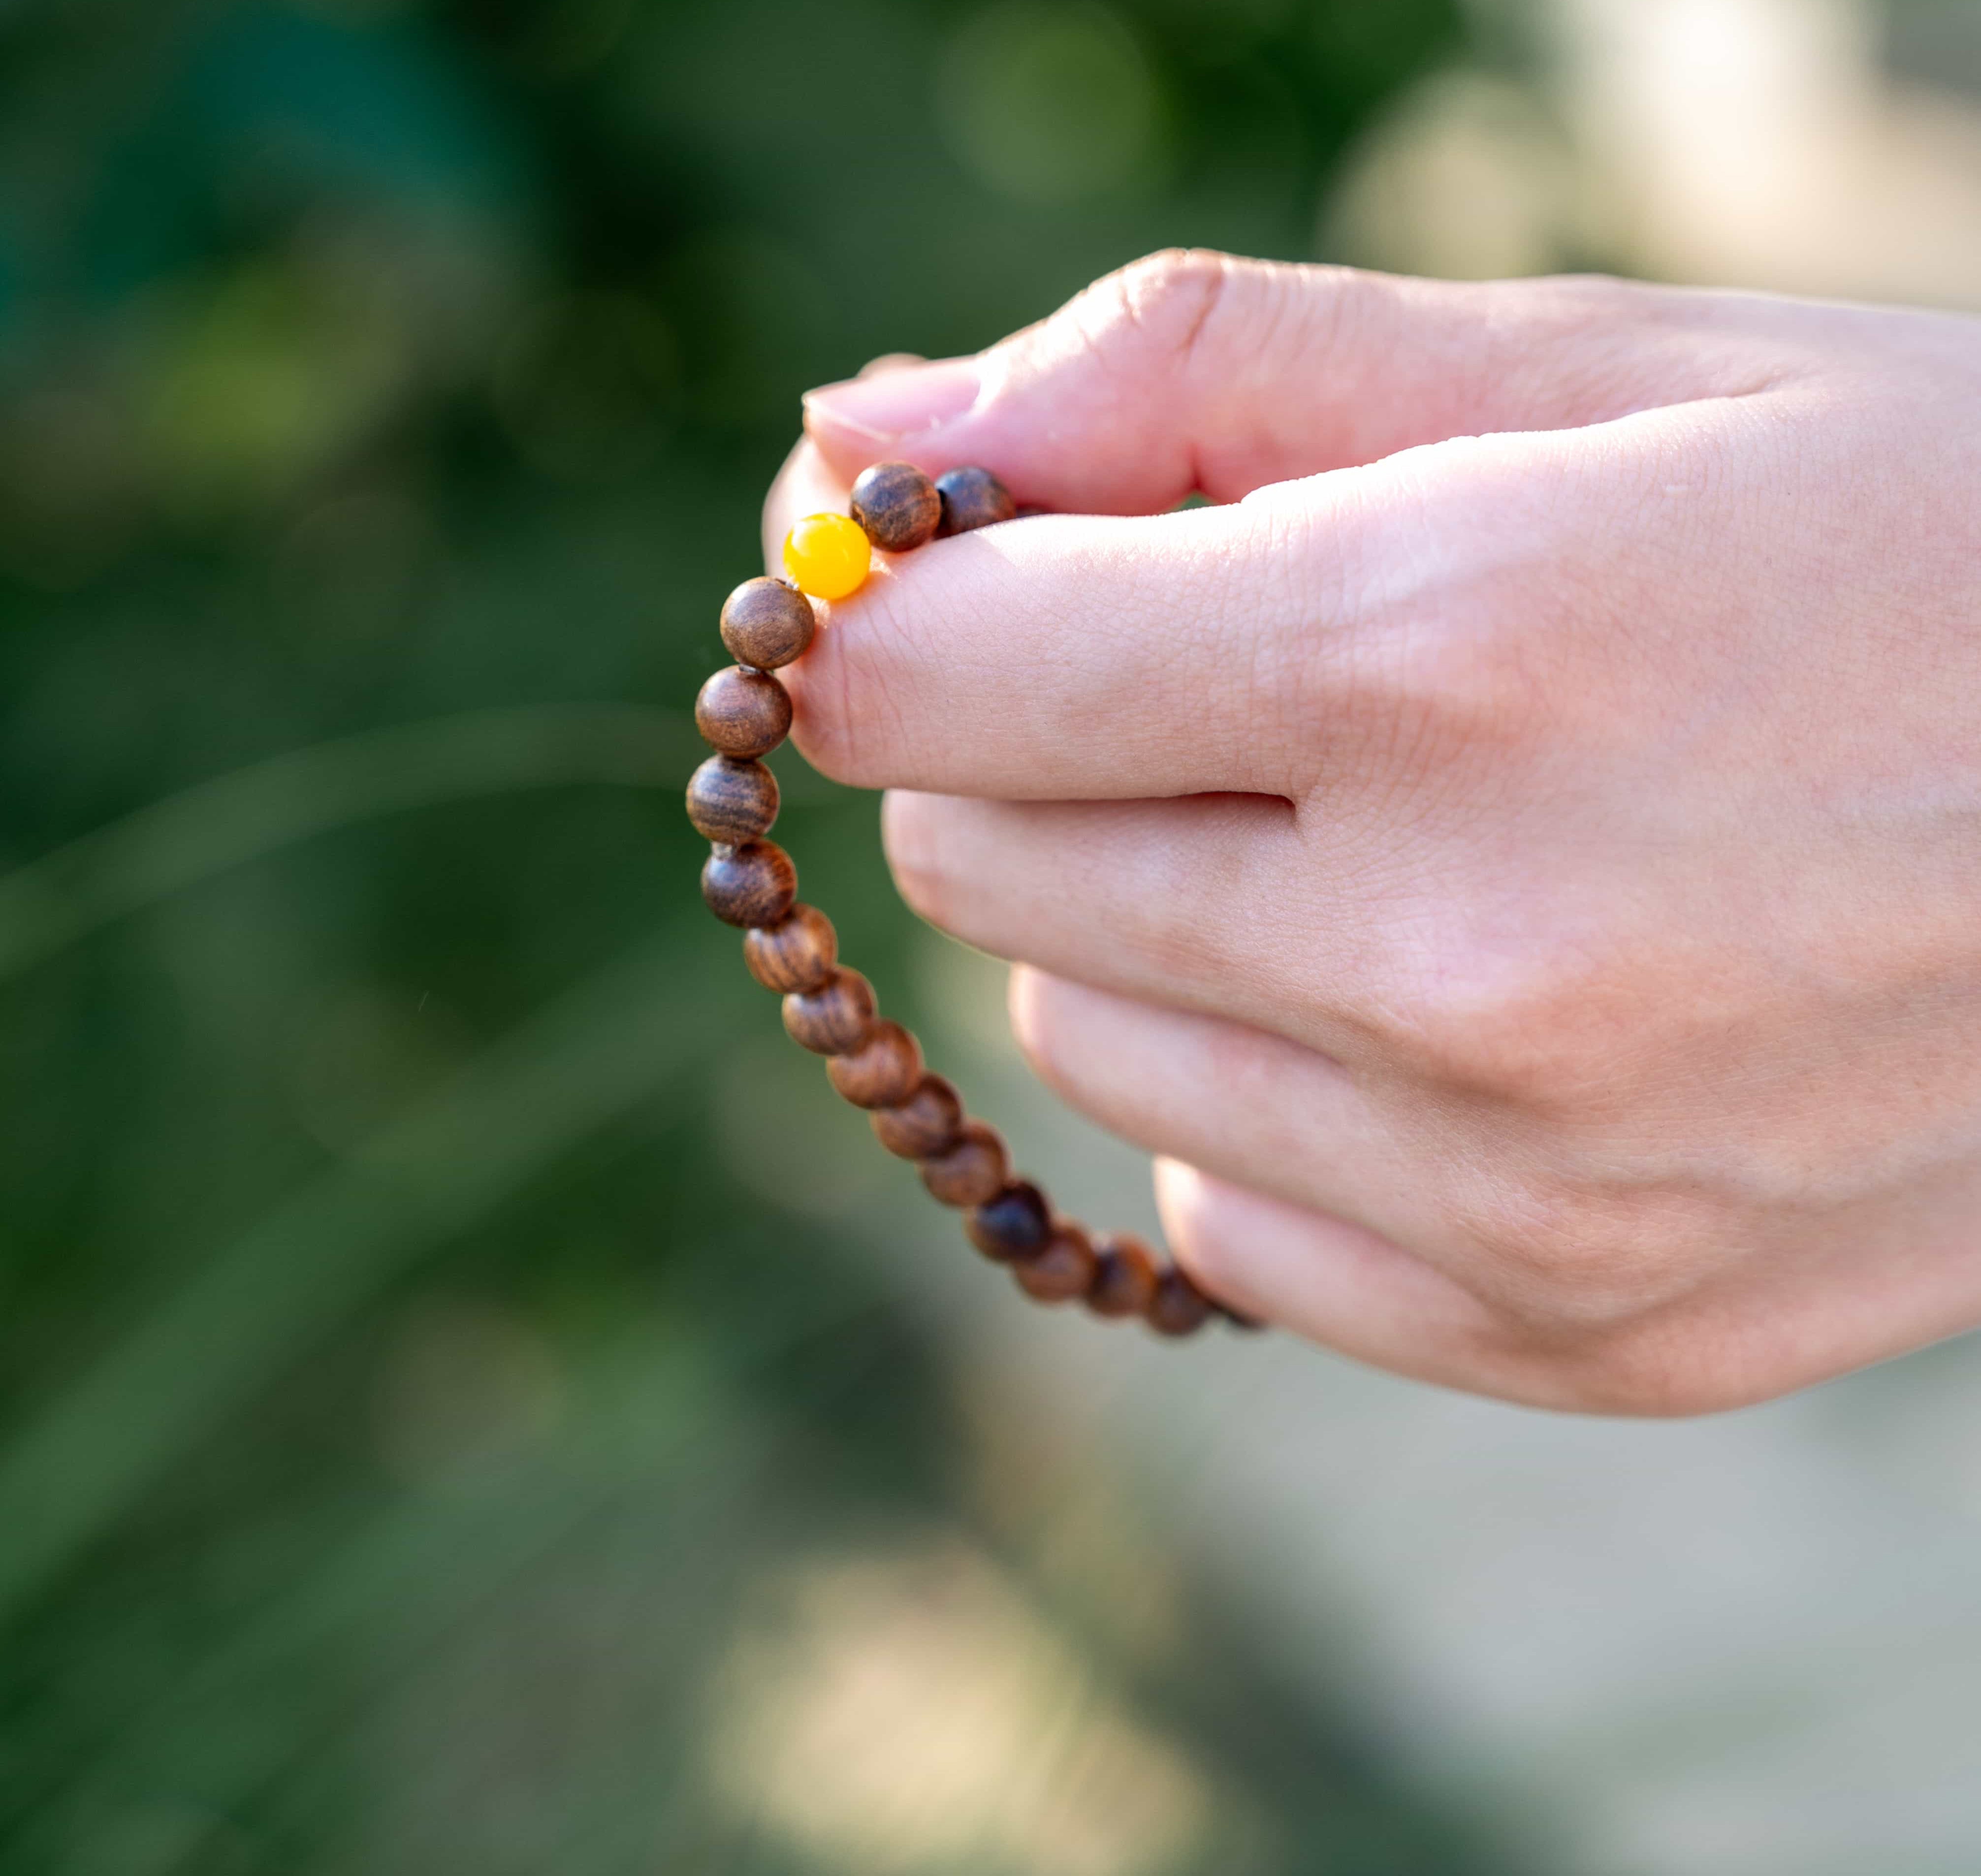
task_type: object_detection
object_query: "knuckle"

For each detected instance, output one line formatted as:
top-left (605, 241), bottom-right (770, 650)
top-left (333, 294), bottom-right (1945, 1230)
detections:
top-left (1447, 1166), bottom-right (1721, 1327)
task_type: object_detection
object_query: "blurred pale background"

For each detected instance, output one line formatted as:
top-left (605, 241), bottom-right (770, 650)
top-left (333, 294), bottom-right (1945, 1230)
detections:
top-left (5, 2), bottom-right (1981, 1874)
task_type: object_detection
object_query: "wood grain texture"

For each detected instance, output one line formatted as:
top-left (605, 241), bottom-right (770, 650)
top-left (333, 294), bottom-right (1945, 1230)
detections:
top-left (719, 578), bottom-right (815, 670)
top-left (871, 1074), bottom-right (964, 1159)
top-left (851, 460), bottom-right (941, 552)
top-left (964, 1180), bottom-right (1051, 1261)
top-left (702, 840), bottom-right (797, 928)
top-left (695, 665), bottom-right (792, 757)
top-left (742, 904), bottom-right (836, 994)
top-left (1086, 1231), bottom-right (1160, 1319)
top-left (685, 755), bottom-right (778, 843)
top-left (782, 967), bottom-right (876, 1055)
top-left (826, 1020), bottom-right (924, 1107)
top-left (934, 465), bottom-right (1017, 536)
top-left (920, 1120), bottom-right (1008, 1207)
top-left (1014, 1223), bottom-right (1097, 1302)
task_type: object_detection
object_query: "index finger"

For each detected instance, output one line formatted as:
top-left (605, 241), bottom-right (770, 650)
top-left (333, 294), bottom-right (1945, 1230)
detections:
top-left (760, 438), bottom-right (1342, 801)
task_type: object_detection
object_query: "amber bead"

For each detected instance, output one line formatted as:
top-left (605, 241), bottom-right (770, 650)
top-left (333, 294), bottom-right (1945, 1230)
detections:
top-left (719, 577), bottom-right (815, 670)
top-left (921, 1121), bottom-right (1008, 1207)
top-left (783, 513), bottom-right (871, 599)
top-left (1086, 1231), bottom-right (1160, 1320)
top-left (871, 1074), bottom-right (963, 1159)
top-left (1015, 1223), bottom-right (1098, 1303)
top-left (935, 465), bottom-right (1016, 537)
top-left (827, 1020), bottom-right (924, 1108)
top-left (965, 1181), bottom-right (1051, 1261)
top-left (850, 460), bottom-right (942, 553)
top-left (703, 840), bottom-right (796, 928)
top-left (783, 968), bottom-right (875, 1055)
top-left (743, 904), bottom-right (836, 994)
top-left (685, 755), bottom-right (778, 844)
top-left (1148, 1267), bottom-right (1214, 1337)
top-left (696, 666), bottom-right (792, 758)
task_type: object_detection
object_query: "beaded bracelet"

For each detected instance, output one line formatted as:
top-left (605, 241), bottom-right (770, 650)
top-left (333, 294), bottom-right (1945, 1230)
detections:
top-left (686, 460), bottom-right (1248, 1339)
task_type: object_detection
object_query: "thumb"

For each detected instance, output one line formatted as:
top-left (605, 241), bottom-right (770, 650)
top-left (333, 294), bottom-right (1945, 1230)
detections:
top-left (802, 251), bottom-right (1743, 515)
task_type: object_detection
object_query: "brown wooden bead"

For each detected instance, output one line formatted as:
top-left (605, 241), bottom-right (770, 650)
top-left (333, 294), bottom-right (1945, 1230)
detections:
top-left (1147, 1266), bottom-right (1214, 1338)
top-left (826, 1020), bottom-right (924, 1107)
top-left (871, 1074), bottom-right (963, 1159)
top-left (720, 577), bottom-right (815, 669)
top-left (782, 968), bottom-right (875, 1055)
top-left (964, 1181), bottom-right (1051, 1261)
top-left (702, 840), bottom-right (796, 928)
top-left (935, 465), bottom-right (1017, 537)
top-left (696, 665), bottom-right (792, 757)
top-left (743, 904), bottom-right (836, 994)
top-left (1086, 1231), bottom-right (1160, 1319)
top-left (921, 1121), bottom-right (1008, 1207)
top-left (1014, 1223), bottom-right (1098, 1303)
top-left (685, 755), bottom-right (778, 843)
top-left (850, 460), bottom-right (941, 553)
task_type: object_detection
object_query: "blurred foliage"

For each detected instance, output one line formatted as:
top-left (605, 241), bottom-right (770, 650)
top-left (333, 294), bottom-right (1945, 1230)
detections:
top-left (0, 0), bottom-right (1508, 1870)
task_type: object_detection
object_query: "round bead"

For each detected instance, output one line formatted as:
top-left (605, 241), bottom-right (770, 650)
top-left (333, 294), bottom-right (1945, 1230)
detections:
top-left (1014, 1223), bottom-right (1098, 1303)
top-left (826, 1020), bottom-right (924, 1108)
top-left (871, 1074), bottom-right (963, 1160)
top-left (719, 577), bottom-right (816, 669)
top-left (935, 465), bottom-right (1017, 537)
top-left (1086, 1232), bottom-right (1160, 1320)
top-left (702, 841), bottom-right (796, 928)
top-left (965, 1181), bottom-right (1051, 1261)
top-left (743, 904), bottom-right (837, 994)
top-left (1147, 1266), bottom-right (1214, 1338)
top-left (850, 461), bottom-right (942, 553)
top-left (782, 513), bottom-right (871, 600)
top-left (782, 968), bottom-right (875, 1055)
top-left (685, 755), bottom-right (778, 844)
top-left (696, 666), bottom-right (792, 758)
top-left (920, 1121), bottom-right (1008, 1208)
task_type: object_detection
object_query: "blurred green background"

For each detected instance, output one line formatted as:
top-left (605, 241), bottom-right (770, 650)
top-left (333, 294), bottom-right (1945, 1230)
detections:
top-left (0, 1), bottom-right (1517, 1871)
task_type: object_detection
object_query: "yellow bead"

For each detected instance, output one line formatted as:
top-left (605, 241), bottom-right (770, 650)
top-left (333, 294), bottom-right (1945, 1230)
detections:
top-left (782, 512), bottom-right (871, 600)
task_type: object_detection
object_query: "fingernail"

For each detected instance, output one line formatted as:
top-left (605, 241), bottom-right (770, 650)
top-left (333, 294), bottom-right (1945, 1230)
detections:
top-left (803, 356), bottom-right (981, 448)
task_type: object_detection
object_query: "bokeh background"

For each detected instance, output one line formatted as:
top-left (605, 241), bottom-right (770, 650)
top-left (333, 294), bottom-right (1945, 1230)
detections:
top-left (7, 2), bottom-right (1981, 1873)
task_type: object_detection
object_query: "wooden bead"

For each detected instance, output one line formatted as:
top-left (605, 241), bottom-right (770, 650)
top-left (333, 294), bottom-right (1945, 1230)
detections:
top-left (827, 1020), bottom-right (924, 1107)
top-left (1014, 1223), bottom-right (1097, 1303)
top-left (743, 904), bottom-right (836, 993)
top-left (696, 665), bottom-right (792, 758)
top-left (965, 1181), bottom-right (1051, 1261)
top-left (850, 460), bottom-right (941, 553)
top-left (871, 1074), bottom-right (963, 1159)
top-left (1147, 1266), bottom-right (1214, 1338)
top-left (702, 840), bottom-right (796, 928)
top-left (921, 1121), bottom-right (1008, 1207)
top-left (935, 465), bottom-right (1016, 537)
top-left (685, 755), bottom-right (778, 843)
top-left (1086, 1232), bottom-right (1160, 1319)
top-left (782, 968), bottom-right (875, 1055)
top-left (719, 577), bottom-right (815, 670)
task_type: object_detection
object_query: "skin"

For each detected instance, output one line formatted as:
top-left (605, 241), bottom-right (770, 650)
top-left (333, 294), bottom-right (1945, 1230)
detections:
top-left (761, 249), bottom-right (1981, 1416)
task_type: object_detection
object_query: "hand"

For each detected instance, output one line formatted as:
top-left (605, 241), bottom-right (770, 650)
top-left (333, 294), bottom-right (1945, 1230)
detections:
top-left (763, 250), bottom-right (1981, 1414)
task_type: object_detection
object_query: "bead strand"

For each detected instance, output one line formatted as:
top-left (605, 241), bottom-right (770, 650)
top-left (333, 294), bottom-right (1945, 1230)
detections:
top-left (687, 458), bottom-right (1248, 1340)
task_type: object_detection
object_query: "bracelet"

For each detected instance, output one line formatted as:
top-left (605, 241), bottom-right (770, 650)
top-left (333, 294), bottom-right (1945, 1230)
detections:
top-left (686, 460), bottom-right (1249, 1339)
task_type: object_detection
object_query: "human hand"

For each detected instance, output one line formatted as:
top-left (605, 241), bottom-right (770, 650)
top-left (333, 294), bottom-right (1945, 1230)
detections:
top-left (764, 251), bottom-right (1981, 1414)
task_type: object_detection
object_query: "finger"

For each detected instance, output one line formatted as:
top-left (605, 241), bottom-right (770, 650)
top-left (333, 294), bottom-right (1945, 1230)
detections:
top-left (1008, 969), bottom-right (1445, 1244)
top-left (770, 489), bottom-right (1344, 798)
top-left (1152, 1162), bottom-right (1566, 1405)
top-left (884, 791), bottom-right (1363, 1047)
top-left (800, 253), bottom-right (1779, 513)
